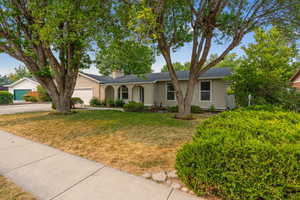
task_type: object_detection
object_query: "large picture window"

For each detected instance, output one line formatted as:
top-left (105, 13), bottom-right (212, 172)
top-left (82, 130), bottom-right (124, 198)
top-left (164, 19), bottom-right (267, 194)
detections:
top-left (118, 85), bottom-right (128, 100)
top-left (200, 81), bottom-right (211, 101)
top-left (167, 83), bottom-right (176, 100)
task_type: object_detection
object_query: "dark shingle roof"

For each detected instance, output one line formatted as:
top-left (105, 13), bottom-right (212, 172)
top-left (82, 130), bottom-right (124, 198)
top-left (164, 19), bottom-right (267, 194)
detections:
top-left (102, 67), bottom-right (232, 84)
top-left (80, 72), bottom-right (113, 82)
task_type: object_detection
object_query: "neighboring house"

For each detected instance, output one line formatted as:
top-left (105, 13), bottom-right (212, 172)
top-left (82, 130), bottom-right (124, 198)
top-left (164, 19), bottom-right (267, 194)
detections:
top-left (7, 77), bottom-right (40, 101)
top-left (290, 69), bottom-right (300, 91)
top-left (0, 85), bottom-right (8, 91)
top-left (7, 67), bottom-right (234, 109)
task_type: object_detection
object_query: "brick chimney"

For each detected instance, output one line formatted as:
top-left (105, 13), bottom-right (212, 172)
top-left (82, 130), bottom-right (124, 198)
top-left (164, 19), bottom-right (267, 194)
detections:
top-left (111, 69), bottom-right (124, 79)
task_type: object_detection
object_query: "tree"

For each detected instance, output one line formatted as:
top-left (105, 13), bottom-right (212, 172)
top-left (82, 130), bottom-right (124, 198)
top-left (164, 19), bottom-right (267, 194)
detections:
top-left (207, 53), bottom-right (242, 69)
top-left (96, 40), bottom-right (154, 76)
top-left (8, 66), bottom-right (32, 82)
top-left (161, 62), bottom-right (190, 72)
top-left (230, 28), bottom-right (299, 107)
top-left (0, 0), bottom-right (109, 113)
top-left (128, 0), bottom-right (300, 119)
top-left (0, 75), bottom-right (10, 85)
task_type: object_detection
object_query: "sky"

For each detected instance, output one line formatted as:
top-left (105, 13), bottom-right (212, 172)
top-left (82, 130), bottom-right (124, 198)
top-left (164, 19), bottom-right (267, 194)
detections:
top-left (0, 33), bottom-right (254, 76)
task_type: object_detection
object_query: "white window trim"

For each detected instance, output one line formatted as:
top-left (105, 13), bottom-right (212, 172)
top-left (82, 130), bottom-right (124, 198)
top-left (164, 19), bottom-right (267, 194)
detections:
top-left (200, 80), bottom-right (212, 102)
top-left (165, 82), bottom-right (176, 101)
top-left (118, 86), bottom-right (129, 100)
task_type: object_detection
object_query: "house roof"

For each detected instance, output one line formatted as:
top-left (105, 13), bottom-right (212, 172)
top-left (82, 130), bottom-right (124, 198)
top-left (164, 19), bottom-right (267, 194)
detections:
top-left (290, 68), bottom-right (300, 82)
top-left (7, 77), bottom-right (39, 87)
top-left (79, 72), bottom-right (113, 83)
top-left (100, 67), bottom-right (232, 84)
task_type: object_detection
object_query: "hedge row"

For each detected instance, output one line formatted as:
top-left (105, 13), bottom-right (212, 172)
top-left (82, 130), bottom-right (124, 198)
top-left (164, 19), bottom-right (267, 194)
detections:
top-left (176, 107), bottom-right (300, 200)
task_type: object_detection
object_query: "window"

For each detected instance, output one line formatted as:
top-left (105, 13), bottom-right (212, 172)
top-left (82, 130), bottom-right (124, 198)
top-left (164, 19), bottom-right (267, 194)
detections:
top-left (167, 83), bottom-right (176, 100)
top-left (200, 81), bottom-right (211, 101)
top-left (118, 85), bottom-right (128, 100)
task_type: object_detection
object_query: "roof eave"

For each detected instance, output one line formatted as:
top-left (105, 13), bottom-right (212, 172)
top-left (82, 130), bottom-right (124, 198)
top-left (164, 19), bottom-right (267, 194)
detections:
top-left (78, 72), bottom-right (102, 84)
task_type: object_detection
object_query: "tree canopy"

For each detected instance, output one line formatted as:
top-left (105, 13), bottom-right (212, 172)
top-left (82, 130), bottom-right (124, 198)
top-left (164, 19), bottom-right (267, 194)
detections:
top-left (0, 75), bottom-right (10, 85)
top-left (161, 62), bottom-right (190, 72)
top-left (230, 28), bottom-right (299, 107)
top-left (0, 0), bottom-right (110, 113)
top-left (127, 0), bottom-right (300, 118)
top-left (96, 40), bottom-right (154, 76)
top-left (8, 66), bottom-right (32, 82)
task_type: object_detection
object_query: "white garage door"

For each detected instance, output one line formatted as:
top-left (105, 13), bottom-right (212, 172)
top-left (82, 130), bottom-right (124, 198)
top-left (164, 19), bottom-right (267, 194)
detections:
top-left (73, 88), bottom-right (93, 105)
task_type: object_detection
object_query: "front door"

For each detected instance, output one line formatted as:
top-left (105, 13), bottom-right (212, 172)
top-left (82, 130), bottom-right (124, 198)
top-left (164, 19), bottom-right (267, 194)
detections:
top-left (139, 87), bottom-right (144, 103)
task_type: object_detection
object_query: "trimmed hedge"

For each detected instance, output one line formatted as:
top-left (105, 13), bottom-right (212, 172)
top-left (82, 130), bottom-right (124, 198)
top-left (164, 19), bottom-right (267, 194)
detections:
top-left (123, 101), bottom-right (144, 112)
top-left (176, 107), bottom-right (300, 200)
top-left (0, 91), bottom-right (13, 104)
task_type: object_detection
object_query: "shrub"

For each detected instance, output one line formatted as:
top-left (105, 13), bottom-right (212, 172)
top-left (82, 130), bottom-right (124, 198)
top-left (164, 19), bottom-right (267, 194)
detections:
top-left (106, 99), bottom-right (115, 107)
top-left (208, 104), bottom-right (216, 112)
top-left (90, 97), bottom-right (102, 107)
top-left (37, 86), bottom-right (51, 102)
top-left (23, 91), bottom-right (38, 102)
top-left (176, 108), bottom-right (300, 200)
top-left (114, 99), bottom-right (125, 107)
top-left (0, 91), bottom-right (13, 104)
top-left (167, 105), bottom-right (178, 113)
top-left (191, 105), bottom-right (202, 113)
top-left (71, 97), bottom-right (84, 108)
top-left (123, 101), bottom-right (144, 112)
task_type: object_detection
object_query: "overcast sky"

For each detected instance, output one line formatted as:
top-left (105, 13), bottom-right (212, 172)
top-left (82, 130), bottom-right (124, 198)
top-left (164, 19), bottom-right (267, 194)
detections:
top-left (0, 33), bottom-right (254, 76)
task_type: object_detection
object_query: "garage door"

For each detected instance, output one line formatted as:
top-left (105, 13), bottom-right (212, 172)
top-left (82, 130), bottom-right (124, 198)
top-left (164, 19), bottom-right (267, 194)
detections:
top-left (72, 88), bottom-right (93, 105)
top-left (14, 89), bottom-right (32, 101)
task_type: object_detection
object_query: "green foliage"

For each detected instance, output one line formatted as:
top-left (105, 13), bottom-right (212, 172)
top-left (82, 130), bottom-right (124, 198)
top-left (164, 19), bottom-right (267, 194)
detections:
top-left (191, 105), bottom-right (202, 113)
top-left (71, 97), bottom-right (84, 108)
top-left (161, 62), bottom-right (190, 72)
top-left (230, 28), bottom-right (299, 107)
top-left (23, 95), bottom-right (38, 102)
top-left (114, 99), bottom-right (125, 107)
top-left (37, 86), bottom-right (51, 102)
top-left (176, 108), bottom-right (300, 200)
top-left (167, 106), bottom-right (178, 113)
top-left (0, 91), bottom-right (13, 104)
top-left (207, 53), bottom-right (242, 69)
top-left (96, 40), bottom-right (154, 76)
top-left (106, 99), bottom-right (115, 107)
top-left (8, 66), bottom-right (32, 82)
top-left (0, 75), bottom-right (11, 85)
top-left (208, 105), bottom-right (216, 112)
top-left (89, 97), bottom-right (102, 107)
top-left (123, 101), bottom-right (144, 112)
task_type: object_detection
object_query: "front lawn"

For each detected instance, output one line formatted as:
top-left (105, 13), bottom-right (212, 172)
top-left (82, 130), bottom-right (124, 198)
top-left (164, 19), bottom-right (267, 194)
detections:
top-left (0, 110), bottom-right (211, 174)
top-left (0, 176), bottom-right (36, 200)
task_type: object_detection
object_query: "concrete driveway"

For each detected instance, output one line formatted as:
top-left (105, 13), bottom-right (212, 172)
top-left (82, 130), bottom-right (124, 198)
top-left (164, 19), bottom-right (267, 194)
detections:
top-left (0, 103), bottom-right (52, 115)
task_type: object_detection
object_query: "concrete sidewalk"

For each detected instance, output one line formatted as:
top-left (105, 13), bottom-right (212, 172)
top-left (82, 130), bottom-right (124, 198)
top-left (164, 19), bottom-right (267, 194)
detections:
top-left (0, 130), bottom-right (201, 200)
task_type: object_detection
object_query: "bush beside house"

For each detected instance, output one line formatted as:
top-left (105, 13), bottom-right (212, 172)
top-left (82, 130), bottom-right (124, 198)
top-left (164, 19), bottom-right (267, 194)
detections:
top-left (123, 101), bottom-right (144, 112)
top-left (176, 107), bottom-right (300, 200)
top-left (0, 91), bottom-right (13, 104)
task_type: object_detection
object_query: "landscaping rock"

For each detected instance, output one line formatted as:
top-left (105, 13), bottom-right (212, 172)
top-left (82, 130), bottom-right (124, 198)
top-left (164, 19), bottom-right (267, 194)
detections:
top-left (152, 172), bottom-right (167, 182)
top-left (142, 173), bottom-right (151, 179)
top-left (167, 170), bottom-right (178, 179)
top-left (181, 187), bottom-right (189, 192)
top-left (171, 183), bottom-right (181, 189)
top-left (166, 180), bottom-right (172, 185)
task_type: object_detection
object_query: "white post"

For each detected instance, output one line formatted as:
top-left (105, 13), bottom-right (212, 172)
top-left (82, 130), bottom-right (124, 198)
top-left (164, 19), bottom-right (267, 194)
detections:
top-left (248, 94), bottom-right (252, 106)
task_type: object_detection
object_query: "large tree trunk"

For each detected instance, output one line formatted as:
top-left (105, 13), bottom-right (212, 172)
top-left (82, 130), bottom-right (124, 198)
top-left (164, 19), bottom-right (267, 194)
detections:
top-left (175, 76), bottom-right (198, 119)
